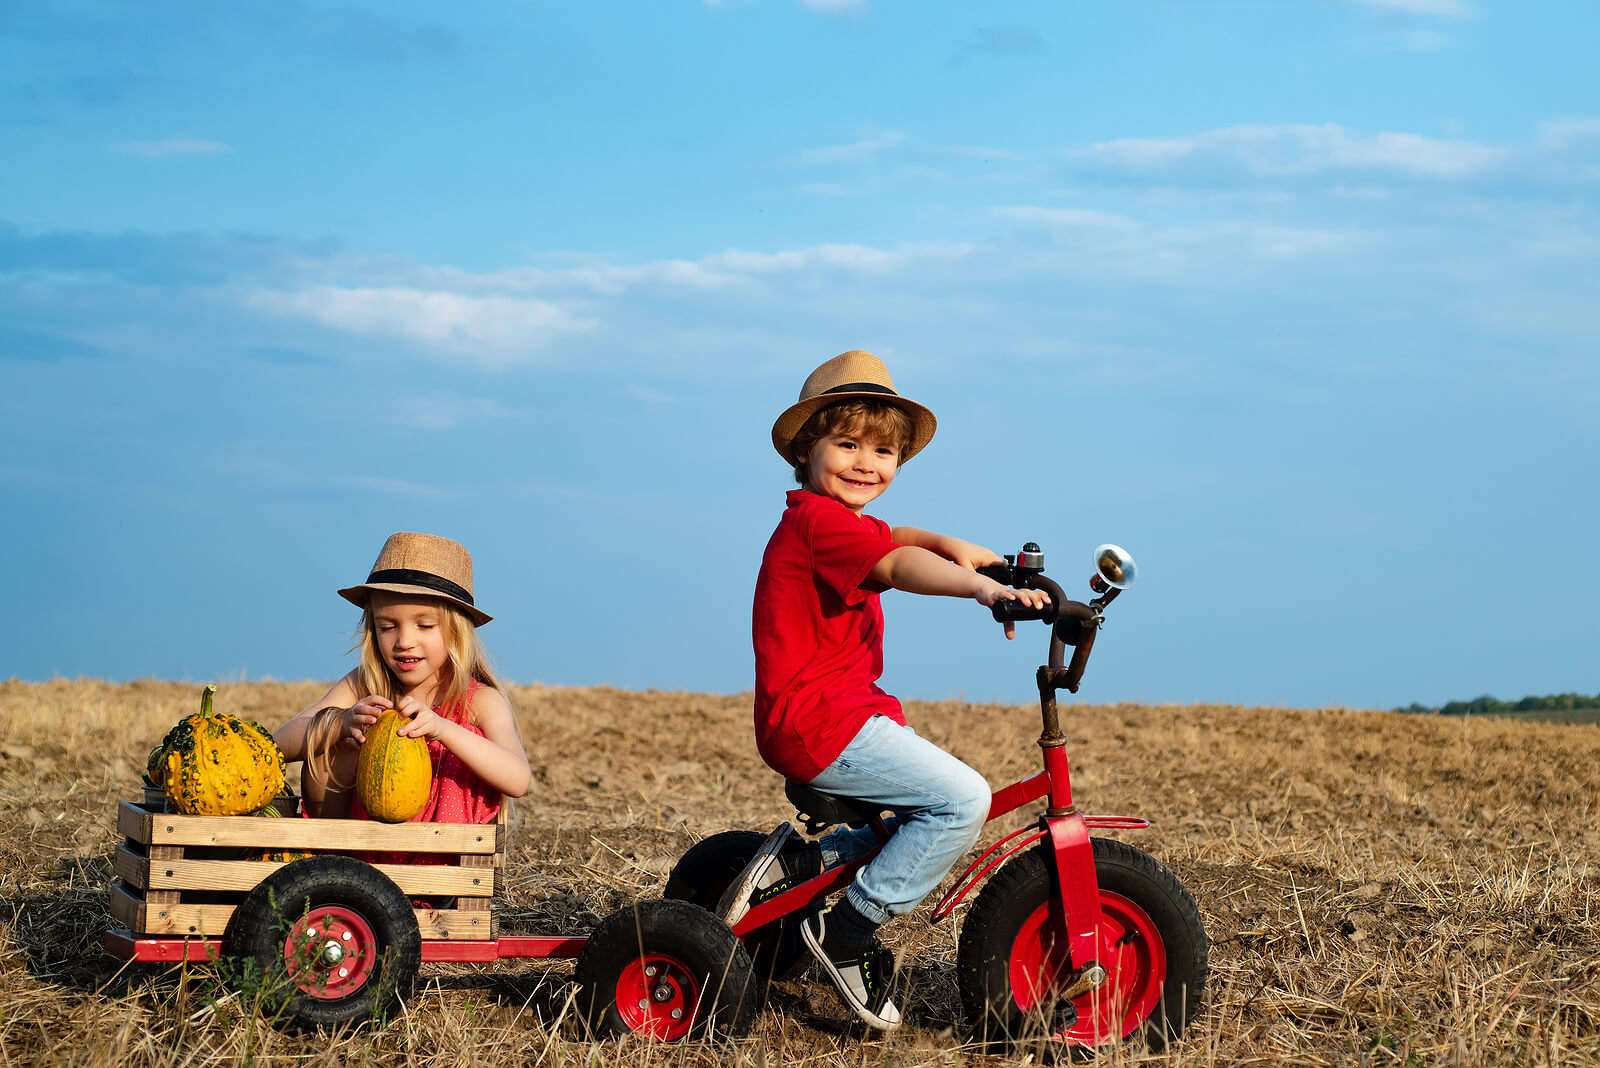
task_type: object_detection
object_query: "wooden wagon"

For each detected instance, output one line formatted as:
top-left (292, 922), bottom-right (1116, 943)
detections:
top-left (105, 788), bottom-right (754, 1037)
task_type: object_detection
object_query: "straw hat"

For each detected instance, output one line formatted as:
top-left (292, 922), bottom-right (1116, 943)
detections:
top-left (770, 350), bottom-right (937, 464)
top-left (337, 532), bottom-right (492, 626)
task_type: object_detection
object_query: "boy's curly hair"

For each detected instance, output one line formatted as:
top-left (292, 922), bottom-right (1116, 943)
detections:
top-left (790, 399), bottom-right (915, 484)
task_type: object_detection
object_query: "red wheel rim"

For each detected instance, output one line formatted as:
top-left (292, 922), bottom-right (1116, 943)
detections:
top-left (1007, 889), bottom-right (1168, 1045)
top-left (613, 954), bottom-right (700, 1040)
top-left (283, 905), bottom-right (379, 1000)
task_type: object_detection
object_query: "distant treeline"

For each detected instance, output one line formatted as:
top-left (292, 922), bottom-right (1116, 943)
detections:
top-left (1397, 693), bottom-right (1600, 716)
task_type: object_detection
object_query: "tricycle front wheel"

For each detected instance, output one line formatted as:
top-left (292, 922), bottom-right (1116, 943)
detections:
top-left (956, 837), bottom-right (1208, 1052)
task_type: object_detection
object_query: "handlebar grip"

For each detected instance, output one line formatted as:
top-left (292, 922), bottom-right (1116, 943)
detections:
top-left (990, 599), bottom-right (1052, 624)
top-left (976, 563), bottom-right (1013, 585)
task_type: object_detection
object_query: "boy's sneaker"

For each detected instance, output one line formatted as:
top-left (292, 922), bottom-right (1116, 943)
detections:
top-left (800, 906), bottom-right (902, 1030)
top-left (716, 823), bottom-right (804, 928)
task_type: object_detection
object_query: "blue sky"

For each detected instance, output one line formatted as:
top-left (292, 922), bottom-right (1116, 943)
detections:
top-left (3, 0), bottom-right (1596, 711)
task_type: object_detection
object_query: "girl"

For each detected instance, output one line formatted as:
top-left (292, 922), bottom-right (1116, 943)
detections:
top-left (275, 532), bottom-right (531, 825)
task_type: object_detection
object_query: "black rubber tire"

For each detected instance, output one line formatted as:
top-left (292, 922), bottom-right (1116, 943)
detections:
top-left (229, 855), bottom-right (421, 1032)
top-left (956, 837), bottom-right (1207, 1053)
top-left (663, 830), bottom-right (809, 986)
top-left (573, 898), bottom-right (758, 1041)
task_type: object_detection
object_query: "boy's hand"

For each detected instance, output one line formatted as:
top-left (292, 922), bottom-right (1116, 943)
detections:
top-left (975, 579), bottom-right (1051, 640)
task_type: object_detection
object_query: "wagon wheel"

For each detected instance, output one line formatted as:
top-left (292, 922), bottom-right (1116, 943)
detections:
top-left (230, 855), bottom-right (422, 1032)
top-left (573, 898), bottom-right (757, 1041)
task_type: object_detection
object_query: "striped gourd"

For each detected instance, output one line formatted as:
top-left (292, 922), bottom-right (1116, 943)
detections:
top-left (355, 709), bottom-right (433, 823)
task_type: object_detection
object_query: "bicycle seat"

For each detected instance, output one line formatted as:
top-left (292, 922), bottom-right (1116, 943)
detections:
top-left (784, 781), bottom-right (884, 834)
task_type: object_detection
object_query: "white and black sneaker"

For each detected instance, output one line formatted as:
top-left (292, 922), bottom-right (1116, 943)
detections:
top-left (716, 823), bottom-right (798, 928)
top-left (801, 905), bottom-right (902, 1030)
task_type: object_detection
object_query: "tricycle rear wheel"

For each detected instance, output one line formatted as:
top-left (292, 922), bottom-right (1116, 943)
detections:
top-left (573, 898), bottom-right (757, 1040)
top-left (664, 829), bottom-right (809, 987)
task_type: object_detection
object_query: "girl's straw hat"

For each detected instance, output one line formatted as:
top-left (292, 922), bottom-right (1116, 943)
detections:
top-left (337, 532), bottom-right (492, 626)
top-left (770, 350), bottom-right (938, 464)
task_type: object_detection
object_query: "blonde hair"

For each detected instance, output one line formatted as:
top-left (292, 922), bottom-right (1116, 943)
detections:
top-left (307, 597), bottom-right (503, 792)
top-left (790, 399), bottom-right (915, 484)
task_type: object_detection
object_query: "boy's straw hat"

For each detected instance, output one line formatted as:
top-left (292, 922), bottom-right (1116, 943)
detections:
top-left (771, 350), bottom-right (937, 464)
top-left (337, 532), bottom-right (492, 626)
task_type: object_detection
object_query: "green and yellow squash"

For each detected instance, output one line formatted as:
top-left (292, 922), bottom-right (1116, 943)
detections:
top-left (152, 684), bottom-right (287, 816)
top-left (355, 709), bottom-right (433, 823)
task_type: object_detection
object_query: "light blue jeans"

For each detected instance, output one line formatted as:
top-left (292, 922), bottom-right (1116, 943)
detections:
top-left (807, 714), bottom-right (992, 925)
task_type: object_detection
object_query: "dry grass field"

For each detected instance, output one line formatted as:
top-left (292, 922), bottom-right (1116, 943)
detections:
top-left (1, 678), bottom-right (1597, 1067)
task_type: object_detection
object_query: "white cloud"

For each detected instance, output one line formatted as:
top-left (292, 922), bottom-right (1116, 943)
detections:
top-left (995, 206), bottom-right (1138, 231)
top-left (246, 286), bottom-right (594, 365)
top-left (934, 144), bottom-right (1026, 162)
top-left (241, 243), bottom-right (977, 359)
top-left (109, 138), bottom-right (232, 157)
top-left (1361, 27), bottom-right (1454, 51)
top-left (788, 132), bottom-right (906, 167)
top-left (1537, 118), bottom-right (1600, 151)
top-left (386, 393), bottom-right (510, 431)
top-left (1082, 123), bottom-right (1503, 181)
top-left (389, 242), bottom-right (972, 299)
top-left (992, 205), bottom-right (1365, 278)
top-left (1351, 0), bottom-right (1468, 14)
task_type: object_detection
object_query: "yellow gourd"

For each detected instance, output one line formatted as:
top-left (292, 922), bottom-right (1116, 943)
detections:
top-left (160, 685), bottom-right (287, 816)
top-left (355, 709), bottom-right (433, 823)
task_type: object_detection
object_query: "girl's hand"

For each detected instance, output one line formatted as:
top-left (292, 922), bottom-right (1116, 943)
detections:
top-left (394, 695), bottom-right (449, 741)
top-left (342, 694), bottom-right (391, 746)
top-left (974, 580), bottom-right (1051, 641)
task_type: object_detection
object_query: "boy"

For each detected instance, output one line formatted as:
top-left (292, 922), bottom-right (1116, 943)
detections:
top-left (725, 350), bottom-right (1049, 1030)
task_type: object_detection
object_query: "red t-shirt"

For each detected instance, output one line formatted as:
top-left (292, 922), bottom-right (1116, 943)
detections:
top-left (752, 489), bottom-right (907, 781)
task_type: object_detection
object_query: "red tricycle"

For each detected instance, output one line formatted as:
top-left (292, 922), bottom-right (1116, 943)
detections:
top-left (662, 542), bottom-right (1209, 1049)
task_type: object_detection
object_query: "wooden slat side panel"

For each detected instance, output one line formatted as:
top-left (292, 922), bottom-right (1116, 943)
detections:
top-left (117, 803), bottom-right (155, 844)
top-left (109, 884), bottom-right (236, 937)
top-left (144, 903), bottom-right (237, 938)
top-left (416, 908), bottom-right (496, 941)
top-left (455, 855), bottom-right (493, 912)
top-left (114, 855), bottom-right (496, 897)
top-left (139, 813), bottom-right (496, 853)
top-left (139, 860), bottom-right (484, 897)
top-left (114, 845), bottom-right (152, 892)
top-left (146, 846), bottom-right (182, 905)
top-left (375, 862), bottom-right (493, 898)
top-left (109, 884), bottom-right (146, 931)
top-left (116, 857), bottom-right (496, 905)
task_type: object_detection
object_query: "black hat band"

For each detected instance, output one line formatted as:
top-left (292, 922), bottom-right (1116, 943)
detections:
top-left (823, 382), bottom-right (897, 397)
top-left (365, 568), bottom-right (475, 606)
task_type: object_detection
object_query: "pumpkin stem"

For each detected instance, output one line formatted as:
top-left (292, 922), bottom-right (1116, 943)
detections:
top-left (200, 683), bottom-right (217, 717)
